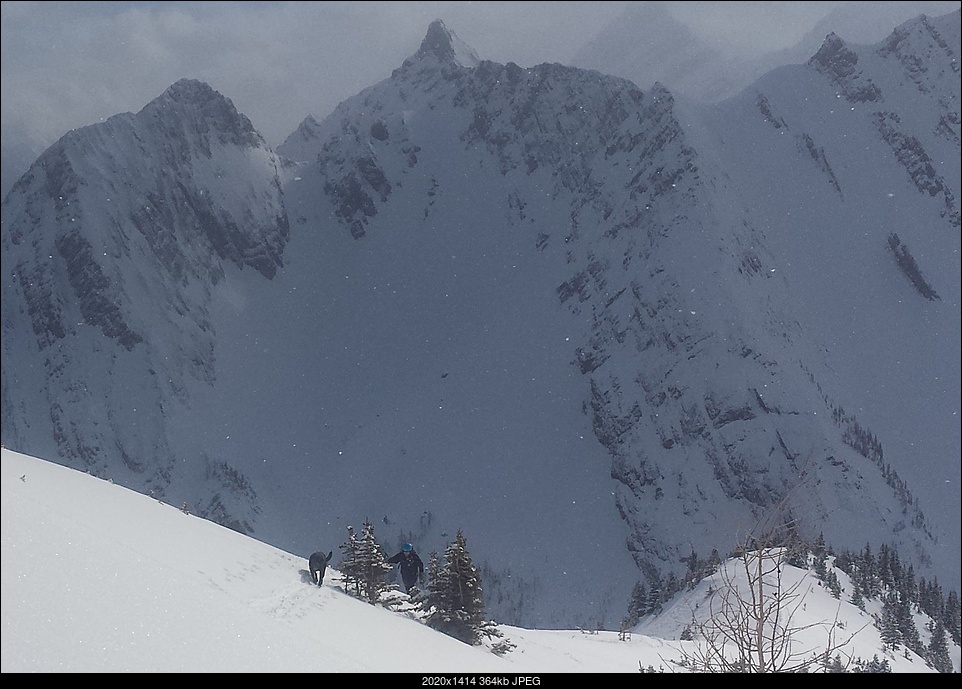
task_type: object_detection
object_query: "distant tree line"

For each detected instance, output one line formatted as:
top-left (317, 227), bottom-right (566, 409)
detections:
top-left (831, 403), bottom-right (931, 537)
top-left (624, 530), bottom-right (959, 673)
top-left (833, 541), bottom-right (958, 673)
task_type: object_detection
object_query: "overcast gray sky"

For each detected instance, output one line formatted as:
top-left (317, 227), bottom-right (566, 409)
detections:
top-left (1, 1), bottom-right (958, 155)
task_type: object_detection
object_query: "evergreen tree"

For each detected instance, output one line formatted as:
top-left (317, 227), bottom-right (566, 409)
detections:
top-left (425, 550), bottom-right (442, 588)
top-left (859, 543), bottom-right (879, 599)
top-left (878, 545), bottom-right (896, 591)
top-left (889, 548), bottom-right (905, 588)
top-left (414, 550), bottom-right (443, 613)
top-left (880, 593), bottom-right (902, 649)
top-left (833, 549), bottom-right (853, 574)
top-left (707, 548), bottom-right (722, 575)
top-left (645, 574), bottom-right (663, 616)
top-left (894, 590), bottom-right (923, 655)
top-left (825, 569), bottom-right (842, 599)
top-left (338, 525), bottom-right (362, 598)
top-left (785, 542), bottom-right (810, 569)
top-left (814, 553), bottom-right (829, 580)
top-left (812, 532), bottom-right (827, 561)
top-left (852, 655), bottom-right (893, 673)
top-left (925, 619), bottom-right (953, 674)
top-left (664, 571), bottom-right (680, 602)
top-left (917, 577), bottom-right (940, 621)
top-left (850, 583), bottom-right (865, 611)
top-left (944, 590), bottom-right (961, 646)
top-left (339, 519), bottom-right (393, 604)
top-left (625, 582), bottom-right (648, 626)
top-left (424, 529), bottom-right (487, 644)
top-left (899, 564), bottom-right (917, 608)
top-left (681, 549), bottom-right (700, 590)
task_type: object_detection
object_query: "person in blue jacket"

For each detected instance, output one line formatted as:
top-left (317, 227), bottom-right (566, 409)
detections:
top-left (387, 543), bottom-right (424, 593)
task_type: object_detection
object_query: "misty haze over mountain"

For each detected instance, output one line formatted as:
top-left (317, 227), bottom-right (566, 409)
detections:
top-left (3, 2), bottom-right (960, 197)
top-left (572, 1), bottom-right (962, 103)
top-left (2, 5), bottom-right (959, 629)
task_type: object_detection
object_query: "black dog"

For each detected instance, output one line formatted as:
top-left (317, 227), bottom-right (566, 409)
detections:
top-left (309, 550), bottom-right (333, 586)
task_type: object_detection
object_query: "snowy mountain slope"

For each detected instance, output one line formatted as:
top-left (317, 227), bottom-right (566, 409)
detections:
top-left (683, 10), bottom-right (961, 592)
top-left (8, 446), bottom-right (953, 673)
top-left (266, 19), bottom-right (953, 623)
top-left (793, 2), bottom-right (962, 57)
top-left (1, 79), bottom-right (288, 531)
top-left (549, 15), bottom-right (960, 599)
top-left (2, 17), bottom-right (959, 631)
top-left (222, 25), bottom-right (664, 628)
top-left (0, 447), bottom-right (521, 673)
top-left (570, 2), bottom-right (962, 104)
top-left (634, 546), bottom-right (959, 673)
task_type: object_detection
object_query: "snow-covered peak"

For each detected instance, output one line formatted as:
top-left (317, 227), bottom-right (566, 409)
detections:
top-left (411, 19), bottom-right (481, 69)
top-left (3, 7), bottom-right (959, 633)
top-left (140, 78), bottom-right (265, 150)
top-left (810, 31), bottom-right (851, 69)
top-left (805, 31), bottom-right (886, 103)
top-left (1, 76), bottom-right (290, 524)
top-left (156, 78), bottom-right (224, 106)
top-left (276, 114), bottom-right (323, 162)
top-left (880, 9), bottom-right (961, 62)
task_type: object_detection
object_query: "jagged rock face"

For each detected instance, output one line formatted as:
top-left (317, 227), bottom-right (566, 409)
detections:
top-left (806, 15), bottom-right (960, 227)
top-left (688, 11), bottom-right (960, 591)
top-left (809, 33), bottom-right (882, 102)
top-left (878, 12), bottom-right (961, 101)
top-left (416, 18), bottom-right (481, 68)
top-left (1, 78), bottom-right (287, 531)
top-left (2, 14), bottom-right (959, 628)
top-left (272, 16), bottom-right (957, 621)
top-left (273, 57), bottom-right (733, 625)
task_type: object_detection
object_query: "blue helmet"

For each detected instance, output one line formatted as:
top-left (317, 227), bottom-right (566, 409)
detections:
top-left (402, 543), bottom-right (413, 552)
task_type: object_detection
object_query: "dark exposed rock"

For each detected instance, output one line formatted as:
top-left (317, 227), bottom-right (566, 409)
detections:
top-left (887, 232), bottom-right (941, 300)
top-left (809, 33), bottom-right (883, 103)
top-left (55, 230), bottom-right (143, 350)
top-left (875, 112), bottom-right (959, 225)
